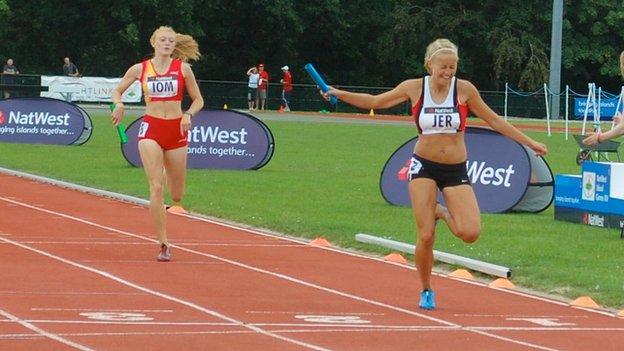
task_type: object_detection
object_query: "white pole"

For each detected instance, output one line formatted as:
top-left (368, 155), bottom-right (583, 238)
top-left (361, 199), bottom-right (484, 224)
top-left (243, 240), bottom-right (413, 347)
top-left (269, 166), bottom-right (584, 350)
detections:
top-left (582, 83), bottom-right (593, 135)
top-left (504, 82), bottom-right (508, 120)
top-left (565, 85), bottom-right (569, 140)
top-left (613, 86), bottom-right (624, 128)
top-left (596, 86), bottom-right (602, 132)
top-left (544, 83), bottom-right (551, 136)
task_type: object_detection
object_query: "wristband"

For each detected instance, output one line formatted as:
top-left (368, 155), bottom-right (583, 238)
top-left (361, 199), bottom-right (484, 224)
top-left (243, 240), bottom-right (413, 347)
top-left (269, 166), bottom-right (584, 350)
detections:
top-left (597, 132), bottom-right (602, 143)
top-left (183, 111), bottom-right (193, 117)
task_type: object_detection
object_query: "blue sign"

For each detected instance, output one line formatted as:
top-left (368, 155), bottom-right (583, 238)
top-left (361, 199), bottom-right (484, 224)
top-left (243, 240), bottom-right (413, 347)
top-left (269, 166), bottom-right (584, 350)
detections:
top-left (121, 109), bottom-right (274, 170)
top-left (555, 161), bottom-right (624, 229)
top-left (573, 98), bottom-right (620, 119)
top-left (380, 127), bottom-right (533, 213)
top-left (0, 98), bottom-right (92, 145)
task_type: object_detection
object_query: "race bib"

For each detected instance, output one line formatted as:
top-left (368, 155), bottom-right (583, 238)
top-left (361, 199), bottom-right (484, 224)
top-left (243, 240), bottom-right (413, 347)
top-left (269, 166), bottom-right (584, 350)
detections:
top-left (146, 76), bottom-right (178, 98)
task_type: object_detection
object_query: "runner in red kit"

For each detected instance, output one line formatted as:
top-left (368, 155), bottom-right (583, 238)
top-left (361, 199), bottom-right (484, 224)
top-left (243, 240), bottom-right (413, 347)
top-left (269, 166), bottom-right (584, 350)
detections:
top-left (111, 26), bottom-right (204, 262)
top-left (280, 65), bottom-right (292, 112)
top-left (258, 63), bottom-right (269, 110)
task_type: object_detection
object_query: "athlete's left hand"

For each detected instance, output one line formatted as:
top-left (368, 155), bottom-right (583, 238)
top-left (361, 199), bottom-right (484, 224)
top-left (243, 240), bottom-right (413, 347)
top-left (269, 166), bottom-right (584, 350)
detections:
top-left (529, 141), bottom-right (548, 156)
top-left (180, 114), bottom-right (192, 136)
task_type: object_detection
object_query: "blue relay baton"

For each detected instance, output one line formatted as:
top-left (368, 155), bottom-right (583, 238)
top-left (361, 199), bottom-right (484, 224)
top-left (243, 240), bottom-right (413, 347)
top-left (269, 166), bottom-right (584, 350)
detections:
top-left (109, 103), bottom-right (128, 144)
top-left (304, 63), bottom-right (337, 105)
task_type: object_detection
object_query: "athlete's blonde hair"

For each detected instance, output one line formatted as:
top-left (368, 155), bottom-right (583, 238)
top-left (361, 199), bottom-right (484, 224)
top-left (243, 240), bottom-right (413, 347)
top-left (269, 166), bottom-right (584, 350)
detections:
top-left (150, 26), bottom-right (201, 62)
top-left (423, 38), bottom-right (458, 73)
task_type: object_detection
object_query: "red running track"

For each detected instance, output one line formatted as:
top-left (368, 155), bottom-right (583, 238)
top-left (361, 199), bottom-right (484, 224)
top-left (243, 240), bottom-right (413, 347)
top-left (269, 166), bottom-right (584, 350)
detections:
top-left (0, 172), bottom-right (623, 351)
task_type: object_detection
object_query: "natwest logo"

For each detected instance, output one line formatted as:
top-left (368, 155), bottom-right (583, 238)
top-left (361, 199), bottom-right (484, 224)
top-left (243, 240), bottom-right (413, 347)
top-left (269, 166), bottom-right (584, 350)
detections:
top-left (583, 213), bottom-right (604, 227)
top-left (188, 126), bottom-right (248, 145)
top-left (0, 111), bottom-right (4, 124)
top-left (466, 161), bottom-right (515, 187)
top-left (9, 111), bottom-right (70, 126)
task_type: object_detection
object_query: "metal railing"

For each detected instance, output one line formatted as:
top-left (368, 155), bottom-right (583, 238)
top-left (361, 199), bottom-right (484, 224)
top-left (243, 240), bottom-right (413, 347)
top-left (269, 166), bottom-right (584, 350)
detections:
top-left (0, 74), bottom-right (554, 119)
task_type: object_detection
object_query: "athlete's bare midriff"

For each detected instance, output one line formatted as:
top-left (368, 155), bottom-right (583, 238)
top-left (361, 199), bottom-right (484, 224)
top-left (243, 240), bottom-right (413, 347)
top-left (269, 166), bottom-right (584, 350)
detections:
top-left (144, 100), bottom-right (184, 119)
top-left (414, 133), bottom-right (467, 164)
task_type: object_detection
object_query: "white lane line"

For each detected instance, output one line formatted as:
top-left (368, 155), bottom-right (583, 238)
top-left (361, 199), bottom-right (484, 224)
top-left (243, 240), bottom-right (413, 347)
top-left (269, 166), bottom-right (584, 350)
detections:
top-left (0, 196), bottom-right (458, 328)
top-left (0, 196), bottom-right (567, 351)
top-left (0, 236), bottom-right (331, 351)
top-left (246, 311), bottom-right (385, 316)
top-left (0, 320), bottom-right (237, 326)
top-left (0, 291), bottom-right (147, 296)
top-left (0, 327), bottom-right (459, 340)
top-left (16, 241), bottom-right (303, 248)
top-left (466, 328), bottom-right (560, 351)
top-left (474, 326), bottom-right (624, 331)
top-left (0, 308), bottom-right (95, 351)
top-left (453, 314), bottom-right (589, 318)
top-left (31, 308), bottom-right (173, 313)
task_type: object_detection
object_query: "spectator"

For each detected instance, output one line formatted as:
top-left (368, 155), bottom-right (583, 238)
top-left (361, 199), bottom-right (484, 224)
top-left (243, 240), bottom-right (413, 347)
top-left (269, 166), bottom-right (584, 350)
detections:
top-left (280, 65), bottom-right (292, 112)
top-left (63, 57), bottom-right (80, 77)
top-left (583, 50), bottom-right (624, 146)
top-left (246, 66), bottom-right (259, 110)
top-left (257, 63), bottom-right (269, 110)
top-left (2, 58), bottom-right (19, 99)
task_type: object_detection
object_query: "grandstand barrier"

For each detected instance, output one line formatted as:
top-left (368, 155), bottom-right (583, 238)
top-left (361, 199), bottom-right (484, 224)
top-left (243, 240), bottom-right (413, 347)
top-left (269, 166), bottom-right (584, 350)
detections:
top-left (380, 127), bottom-right (554, 213)
top-left (6, 73), bottom-right (622, 124)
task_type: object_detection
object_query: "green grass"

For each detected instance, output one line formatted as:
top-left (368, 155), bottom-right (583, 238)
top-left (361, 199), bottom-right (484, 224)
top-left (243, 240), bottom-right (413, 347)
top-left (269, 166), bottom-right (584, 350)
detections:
top-left (1, 114), bottom-right (623, 309)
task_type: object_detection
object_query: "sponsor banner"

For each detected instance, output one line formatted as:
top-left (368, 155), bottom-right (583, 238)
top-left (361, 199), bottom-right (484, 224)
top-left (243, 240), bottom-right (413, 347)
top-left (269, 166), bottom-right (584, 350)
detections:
top-left (555, 162), bottom-right (624, 230)
top-left (554, 174), bottom-right (582, 209)
top-left (40, 75), bottom-right (142, 103)
top-left (578, 161), bottom-right (624, 214)
top-left (554, 206), bottom-right (624, 230)
top-left (573, 98), bottom-right (619, 119)
top-left (0, 97), bottom-right (91, 145)
top-left (380, 127), bottom-right (531, 213)
top-left (121, 109), bottom-right (274, 170)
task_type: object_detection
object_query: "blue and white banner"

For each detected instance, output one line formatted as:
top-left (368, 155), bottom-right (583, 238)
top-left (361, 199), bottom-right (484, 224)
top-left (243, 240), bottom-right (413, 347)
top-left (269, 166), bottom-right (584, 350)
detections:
top-left (0, 98), bottom-right (92, 145)
top-left (555, 161), bottom-right (624, 229)
top-left (380, 127), bottom-right (534, 213)
top-left (121, 109), bottom-right (274, 170)
top-left (573, 98), bottom-right (620, 119)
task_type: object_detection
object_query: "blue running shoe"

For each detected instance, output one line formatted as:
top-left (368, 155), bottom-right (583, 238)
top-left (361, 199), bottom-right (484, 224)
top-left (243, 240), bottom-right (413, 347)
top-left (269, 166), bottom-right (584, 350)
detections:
top-left (419, 289), bottom-right (436, 310)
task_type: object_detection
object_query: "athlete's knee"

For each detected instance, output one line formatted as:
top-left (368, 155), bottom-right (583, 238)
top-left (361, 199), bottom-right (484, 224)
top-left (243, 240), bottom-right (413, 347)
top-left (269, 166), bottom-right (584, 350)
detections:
top-left (149, 181), bottom-right (165, 198)
top-left (457, 224), bottom-right (481, 243)
top-left (417, 230), bottom-right (436, 247)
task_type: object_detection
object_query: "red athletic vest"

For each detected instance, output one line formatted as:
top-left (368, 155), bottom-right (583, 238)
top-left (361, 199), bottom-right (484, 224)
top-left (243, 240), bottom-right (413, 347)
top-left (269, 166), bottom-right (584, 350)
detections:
top-left (140, 58), bottom-right (185, 102)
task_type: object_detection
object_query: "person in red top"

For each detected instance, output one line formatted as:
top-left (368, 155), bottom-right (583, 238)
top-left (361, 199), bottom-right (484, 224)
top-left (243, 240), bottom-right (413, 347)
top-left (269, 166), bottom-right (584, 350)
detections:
top-left (280, 65), bottom-right (293, 112)
top-left (257, 63), bottom-right (269, 110)
top-left (111, 26), bottom-right (204, 262)
top-left (322, 38), bottom-right (547, 310)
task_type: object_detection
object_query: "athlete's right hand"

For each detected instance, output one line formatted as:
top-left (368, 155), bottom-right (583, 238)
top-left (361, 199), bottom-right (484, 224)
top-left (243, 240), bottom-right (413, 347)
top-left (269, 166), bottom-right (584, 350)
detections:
top-left (111, 105), bottom-right (124, 126)
top-left (321, 86), bottom-right (339, 101)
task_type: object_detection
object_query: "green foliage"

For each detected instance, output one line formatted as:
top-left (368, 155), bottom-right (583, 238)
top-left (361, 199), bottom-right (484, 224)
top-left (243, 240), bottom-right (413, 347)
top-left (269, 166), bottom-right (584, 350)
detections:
top-left (0, 1), bottom-right (623, 90)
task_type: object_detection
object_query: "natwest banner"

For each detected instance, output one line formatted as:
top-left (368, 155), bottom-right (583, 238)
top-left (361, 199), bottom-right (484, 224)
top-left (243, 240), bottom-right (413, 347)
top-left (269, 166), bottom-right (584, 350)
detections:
top-left (0, 98), bottom-right (92, 145)
top-left (121, 109), bottom-right (274, 170)
top-left (380, 127), bottom-right (535, 213)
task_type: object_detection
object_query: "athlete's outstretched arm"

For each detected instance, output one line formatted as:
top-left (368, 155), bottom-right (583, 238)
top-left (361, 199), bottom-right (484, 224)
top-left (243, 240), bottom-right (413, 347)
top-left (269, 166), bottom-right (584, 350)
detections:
top-left (464, 81), bottom-right (547, 156)
top-left (326, 80), bottom-right (415, 110)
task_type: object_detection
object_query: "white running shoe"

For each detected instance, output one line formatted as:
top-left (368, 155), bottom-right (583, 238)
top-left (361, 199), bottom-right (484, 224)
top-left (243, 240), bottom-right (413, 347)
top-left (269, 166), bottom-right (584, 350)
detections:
top-left (157, 243), bottom-right (172, 262)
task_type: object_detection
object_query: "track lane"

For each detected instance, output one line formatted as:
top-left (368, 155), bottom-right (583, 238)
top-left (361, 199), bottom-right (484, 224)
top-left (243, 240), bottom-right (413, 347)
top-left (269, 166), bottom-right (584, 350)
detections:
top-left (1, 172), bottom-right (624, 350)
